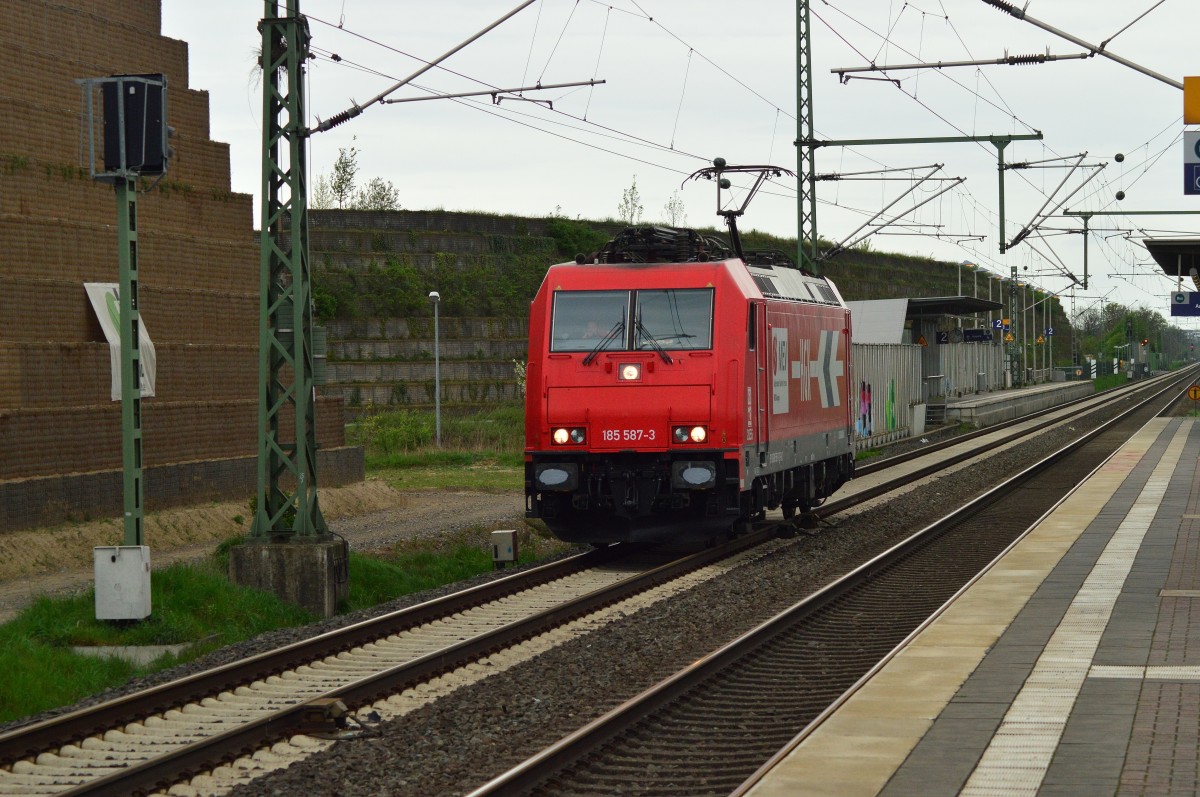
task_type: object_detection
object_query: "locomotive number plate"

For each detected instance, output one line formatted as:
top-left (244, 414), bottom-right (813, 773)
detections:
top-left (601, 428), bottom-right (657, 443)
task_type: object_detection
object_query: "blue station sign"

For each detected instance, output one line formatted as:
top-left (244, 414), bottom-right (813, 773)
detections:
top-left (1171, 291), bottom-right (1200, 317)
top-left (1186, 132), bottom-right (1200, 196)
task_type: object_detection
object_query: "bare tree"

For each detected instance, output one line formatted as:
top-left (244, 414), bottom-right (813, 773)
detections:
top-left (310, 174), bottom-right (334, 209)
top-left (618, 175), bottom-right (644, 225)
top-left (662, 190), bottom-right (687, 226)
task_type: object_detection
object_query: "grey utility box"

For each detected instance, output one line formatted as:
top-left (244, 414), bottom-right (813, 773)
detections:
top-left (492, 530), bottom-right (518, 569)
top-left (94, 545), bottom-right (151, 620)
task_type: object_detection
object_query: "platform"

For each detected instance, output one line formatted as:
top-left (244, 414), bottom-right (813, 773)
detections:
top-left (744, 416), bottom-right (1200, 797)
top-left (946, 381), bottom-right (1095, 428)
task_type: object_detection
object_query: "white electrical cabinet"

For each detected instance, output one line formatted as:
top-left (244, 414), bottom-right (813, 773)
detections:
top-left (491, 530), bottom-right (517, 566)
top-left (94, 545), bottom-right (151, 620)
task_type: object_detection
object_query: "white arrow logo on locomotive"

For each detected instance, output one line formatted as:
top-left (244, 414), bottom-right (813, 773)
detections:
top-left (773, 329), bottom-right (844, 412)
top-left (796, 329), bottom-right (844, 408)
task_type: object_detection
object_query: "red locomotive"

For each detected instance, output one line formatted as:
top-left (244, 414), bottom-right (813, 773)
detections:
top-left (524, 163), bottom-right (854, 544)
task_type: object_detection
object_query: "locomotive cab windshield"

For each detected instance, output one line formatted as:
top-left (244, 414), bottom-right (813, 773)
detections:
top-left (550, 288), bottom-right (714, 354)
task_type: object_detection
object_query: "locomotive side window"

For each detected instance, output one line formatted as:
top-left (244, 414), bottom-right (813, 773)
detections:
top-left (748, 302), bottom-right (757, 350)
top-left (634, 289), bottom-right (713, 351)
top-left (550, 290), bottom-right (631, 352)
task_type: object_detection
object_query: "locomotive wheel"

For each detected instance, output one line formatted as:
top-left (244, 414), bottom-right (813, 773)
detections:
top-left (781, 501), bottom-right (798, 520)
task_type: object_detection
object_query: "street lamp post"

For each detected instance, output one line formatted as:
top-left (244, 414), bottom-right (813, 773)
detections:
top-left (428, 291), bottom-right (441, 447)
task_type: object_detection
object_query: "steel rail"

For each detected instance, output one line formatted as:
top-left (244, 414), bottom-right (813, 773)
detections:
top-left (825, 370), bottom-right (1192, 517)
top-left (734, 370), bottom-right (1196, 795)
top-left (7, 370), bottom-right (1191, 795)
top-left (464, 370), bottom-right (1193, 796)
top-left (855, 368), bottom-right (1181, 478)
top-left (48, 527), bottom-right (781, 797)
top-left (0, 544), bottom-right (634, 765)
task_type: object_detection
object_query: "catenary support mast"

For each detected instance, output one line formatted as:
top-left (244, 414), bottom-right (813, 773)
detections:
top-left (252, 0), bottom-right (327, 540)
top-left (797, 0), bottom-right (819, 272)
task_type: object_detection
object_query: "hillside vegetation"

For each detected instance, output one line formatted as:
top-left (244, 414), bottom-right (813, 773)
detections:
top-left (309, 209), bottom-right (1076, 416)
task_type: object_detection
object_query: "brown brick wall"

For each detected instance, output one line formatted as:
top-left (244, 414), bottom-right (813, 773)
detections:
top-left (0, 0), bottom-right (357, 525)
top-left (0, 342), bottom-right (258, 408)
top-left (0, 446), bottom-right (364, 532)
top-left (0, 169), bottom-right (250, 234)
top-left (0, 396), bottom-right (346, 480)
top-left (0, 276), bottom-right (258, 346)
top-left (0, 214), bottom-right (258, 296)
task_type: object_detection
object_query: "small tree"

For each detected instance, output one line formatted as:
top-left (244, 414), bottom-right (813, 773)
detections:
top-left (663, 190), bottom-right (687, 226)
top-left (618, 175), bottom-right (644, 225)
top-left (329, 144), bottom-right (360, 209)
top-left (311, 174), bottom-right (334, 209)
top-left (311, 142), bottom-right (401, 211)
top-left (354, 176), bottom-right (401, 211)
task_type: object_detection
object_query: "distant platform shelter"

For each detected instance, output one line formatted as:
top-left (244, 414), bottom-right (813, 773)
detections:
top-left (849, 297), bottom-right (1006, 398)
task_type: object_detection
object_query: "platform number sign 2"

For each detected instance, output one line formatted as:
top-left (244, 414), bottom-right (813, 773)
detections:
top-left (1186, 132), bottom-right (1200, 196)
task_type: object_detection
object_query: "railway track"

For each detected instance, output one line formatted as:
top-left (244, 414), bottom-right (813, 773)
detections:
top-left (0, 372), bottom-right (1190, 796)
top-left (465, 371), bottom-right (1194, 797)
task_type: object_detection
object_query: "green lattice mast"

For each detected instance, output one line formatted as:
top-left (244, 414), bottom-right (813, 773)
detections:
top-left (251, 0), bottom-right (327, 539)
top-left (797, 0), bottom-right (819, 272)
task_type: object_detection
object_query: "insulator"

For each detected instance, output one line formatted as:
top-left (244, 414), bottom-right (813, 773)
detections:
top-left (980, 0), bottom-right (1022, 17)
top-left (1006, 53), bottom-right (1048, 65)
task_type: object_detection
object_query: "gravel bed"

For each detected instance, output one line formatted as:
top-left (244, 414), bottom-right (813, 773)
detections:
top-left (221, 413), bottom-right (1117, 797)
top-left (1, 391), bottom-right (1156, 793)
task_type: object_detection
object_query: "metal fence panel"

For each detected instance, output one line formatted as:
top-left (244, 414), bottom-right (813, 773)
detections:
top-left (850, 343), bottom-right (922, 449)
top-left (934, 342), bottom-right (1006, 396)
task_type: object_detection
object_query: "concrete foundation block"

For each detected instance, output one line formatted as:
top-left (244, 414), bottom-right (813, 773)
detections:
top-left (228, 538), bottom-right (349, 619)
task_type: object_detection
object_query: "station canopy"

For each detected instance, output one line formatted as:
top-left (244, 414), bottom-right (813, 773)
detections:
top-left (1143, 238), bottom-right (1200, 289)
top-left (848, 296), bottom-right (1002, 344)
top-left (905, 296), bottom-right (1003, 318)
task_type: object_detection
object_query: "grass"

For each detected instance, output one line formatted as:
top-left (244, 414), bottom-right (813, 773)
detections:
top-left (0, 521), bottom-right (573, 723)
top-left (0, 562), bottom-right (313, 722)
top-left (344, 524), bottom-right (569, 612)
top-left (352, 403), bottom-right (526, 491)
top-left (0, 403), bottom-right (552, 724)
top-left (1094, 373), bottom-right (1130, 392)
top-left (370, 450), bottom-right (523, 491)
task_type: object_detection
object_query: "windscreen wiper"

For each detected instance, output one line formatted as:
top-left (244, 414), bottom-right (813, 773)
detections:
top-left (635, 317), bottom-right (674, 364)
top-left (582, 317), bottom-right (625, 365)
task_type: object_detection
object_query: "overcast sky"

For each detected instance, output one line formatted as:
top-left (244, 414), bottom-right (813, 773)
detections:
top-left (161, 0), bottom-right (1200, 327)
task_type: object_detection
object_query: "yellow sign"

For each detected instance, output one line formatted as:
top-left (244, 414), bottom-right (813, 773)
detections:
top-left (1186, 77), bottom-right (1200, 125)
top-left (916, 335), bottom-right (928, 347)
top-left (1004, 332), bottom-right (1015, 342)
top-left (1190, 385), bottom-right (1200, 401)
top-left (1036, 335), bottom-right (1045, 344)
top-left (1002, 318), bottom-right (1011, 326)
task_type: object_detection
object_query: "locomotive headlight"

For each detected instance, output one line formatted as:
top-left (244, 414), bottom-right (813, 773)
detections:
top-left (673, 425), bottom-right (708, 444)
top-left (618, 363), bottom-right (642, 381)
top-left (552, 427), bottom-right (586, 445)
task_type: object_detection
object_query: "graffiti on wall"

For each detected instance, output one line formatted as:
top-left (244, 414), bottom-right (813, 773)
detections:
top-left (856, 379), bottom-right (898, 439)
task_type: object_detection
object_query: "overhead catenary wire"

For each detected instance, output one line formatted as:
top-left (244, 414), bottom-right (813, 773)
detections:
top-left (310, 0), bottom-right (538, 134)
top-left (583, 4), bottom-right (611, 119)
top-left (295, 1), bottom-right (1184, 305)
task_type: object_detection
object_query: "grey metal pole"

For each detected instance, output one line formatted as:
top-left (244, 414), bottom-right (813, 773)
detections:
top-left (116, 177), bottom-right (143, 547)
top-left (429, 291), bottom-right (442, 446)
